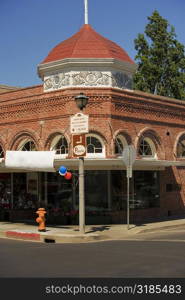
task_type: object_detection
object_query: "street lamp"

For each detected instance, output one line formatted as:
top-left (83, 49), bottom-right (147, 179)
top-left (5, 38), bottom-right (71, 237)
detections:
top-left (75, 93), bottom-right (89, 111)
top-left (74, 92), bottom-right (88, 234)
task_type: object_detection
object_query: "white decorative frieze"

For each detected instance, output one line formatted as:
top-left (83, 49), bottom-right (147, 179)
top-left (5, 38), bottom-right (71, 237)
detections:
top-left (43, 70), bottom-right (133, 92)
top-left (72, 71), bottom-right (109, 86)
top-left (44, 73), bottom-right (70, 90)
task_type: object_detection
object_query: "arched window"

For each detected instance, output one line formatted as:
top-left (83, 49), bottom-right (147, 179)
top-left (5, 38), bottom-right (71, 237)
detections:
top-left (18, 139), bottom-right (37, 151)
top-left (114, 135), bottom-right (127, 154)
top-left (50, 135), bottom-right (68, 156)
top-left (138, 138), bottom-right (156, 157)
top-left (0, 145), bottom-right (4, 158)
top-left (86, 134), bottom-right (105, 157)
top-left (177, 135), bottom-right (185, 157)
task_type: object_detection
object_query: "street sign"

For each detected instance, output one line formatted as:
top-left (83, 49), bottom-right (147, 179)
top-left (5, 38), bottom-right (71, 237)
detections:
top-left (122, 145), bottom-right (137, 230)
top-left (70, 113), bottom-right (89, 134)
top-left (72, 134), bottom-right (86, 157)
top-left (122, 145), bottom-right (136, 167)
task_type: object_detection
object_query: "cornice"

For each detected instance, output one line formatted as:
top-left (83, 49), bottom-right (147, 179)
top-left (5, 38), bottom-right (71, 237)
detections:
top-left (0, 88), bottom-right (185, 125)
top-left (38, 58), bottom-right (137, 79)
top-left (111, 88), bottom-right (185, 107)
top-left (113, 100), bottom-right (185, 123)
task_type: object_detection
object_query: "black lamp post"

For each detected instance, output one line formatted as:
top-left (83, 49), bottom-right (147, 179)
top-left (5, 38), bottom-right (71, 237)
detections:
top-left (74, 92), bottom-right (89, 234)
top-left (74, 93), bottom-right (89, 111)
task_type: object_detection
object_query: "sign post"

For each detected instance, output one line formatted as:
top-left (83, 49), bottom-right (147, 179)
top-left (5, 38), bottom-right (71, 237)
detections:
top-left (122, 145), bottom-right (136, 230)
top-left (70, 114), bottom-right (89, 235)
top-left (72, 134), bottom-right (86, 234)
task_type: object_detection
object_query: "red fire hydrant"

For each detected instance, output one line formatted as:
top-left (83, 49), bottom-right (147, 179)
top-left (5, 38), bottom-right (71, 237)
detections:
top-left (36, 208), bottom-right (46, 232)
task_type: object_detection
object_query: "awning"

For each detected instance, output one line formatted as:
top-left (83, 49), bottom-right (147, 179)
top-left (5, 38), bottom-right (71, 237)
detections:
top-left (1, 151), bottom-right (56, 172)
top-left (54, 157), bottom-right (185, 171)
top-left (1, 155), bottom-right (185, 172)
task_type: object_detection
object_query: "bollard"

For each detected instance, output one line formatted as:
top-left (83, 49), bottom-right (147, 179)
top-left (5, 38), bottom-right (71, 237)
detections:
top-left (36, 208), bottom-right (46, 232)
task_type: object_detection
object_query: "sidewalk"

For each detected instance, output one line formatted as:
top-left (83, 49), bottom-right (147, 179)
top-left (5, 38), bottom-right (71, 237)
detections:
top-left (0, 216), bottom-right (185, 243)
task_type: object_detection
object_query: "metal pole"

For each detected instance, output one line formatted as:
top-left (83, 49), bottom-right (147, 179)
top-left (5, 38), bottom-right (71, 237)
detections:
top-left (127, 175), bottom-right (130, 230)
top-left (79, 157), bottom-right (85, 234)
top-left (11, 173), bottom-right (13, 209)
top-left (84, 0), bottom-right (88, 24)
top-left (44, 172), bottom-right (48, 208)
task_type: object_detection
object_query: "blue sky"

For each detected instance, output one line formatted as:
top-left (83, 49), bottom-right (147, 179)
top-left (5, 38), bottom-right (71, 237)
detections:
top-left (1, 0), bottom-right (185, 88)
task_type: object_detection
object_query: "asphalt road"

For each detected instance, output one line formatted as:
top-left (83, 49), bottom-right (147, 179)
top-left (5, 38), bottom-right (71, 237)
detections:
top-left (0, 227), bottom-right (185, 278)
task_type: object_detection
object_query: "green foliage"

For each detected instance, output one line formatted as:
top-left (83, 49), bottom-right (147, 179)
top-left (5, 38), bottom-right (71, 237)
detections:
top-left (133, 10), bottom-right (185, 100)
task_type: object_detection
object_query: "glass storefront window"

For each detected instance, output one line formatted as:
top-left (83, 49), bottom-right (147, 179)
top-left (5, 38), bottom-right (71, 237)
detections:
top-left (13, 173), bottom-right (38, 209)
top-left (47, 173), bottom-right (73, 212)
top-left (134, 171), bottom-right (160, 208)
top-left (0, 169), bottom-right (160, 225)
top-left (111, 171), bottom-right (127, 210)
top-left (111, 170), bottom-right (160, 210)
top-left (0, 173), bottom-right (11, 210)
top-left (84, 170), bottom-right (108, 210)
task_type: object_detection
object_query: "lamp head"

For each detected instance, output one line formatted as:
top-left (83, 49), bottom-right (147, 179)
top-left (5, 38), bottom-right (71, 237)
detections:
top-left (74, 93), bottom-right (89, 110)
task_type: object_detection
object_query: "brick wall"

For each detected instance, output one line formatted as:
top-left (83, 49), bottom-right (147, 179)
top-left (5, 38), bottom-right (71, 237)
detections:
top-left (0, 85), bottom-right (185, 217)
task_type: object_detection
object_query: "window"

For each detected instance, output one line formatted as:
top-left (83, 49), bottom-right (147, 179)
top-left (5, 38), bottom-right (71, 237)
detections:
top-left (134, 171), bottom-right (160, 208)
top-left (139, 138), bottom-right (156, 157)
top-left (19, 140), bottom-right (37, 151)
top-left (0, 145), bottom-right (4, 158)
top-left (177, 135), bottom-right (185, 157)
top-left (85, 171), bottom-right (108, 209)
top-left (50, 135), bottom-right (68, 156)
top-left (86, 135), bottom-right (104, 157)
top-left (114, 135), bottom-right (127, 154)
top-left (55, 137), bottom-right (68, 155)
top-left (87, 136), bottom-right (102, 153)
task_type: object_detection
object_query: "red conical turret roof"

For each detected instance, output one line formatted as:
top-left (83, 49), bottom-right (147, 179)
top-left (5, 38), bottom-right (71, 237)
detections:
top-left (42, 24), bottom-right (134, 64)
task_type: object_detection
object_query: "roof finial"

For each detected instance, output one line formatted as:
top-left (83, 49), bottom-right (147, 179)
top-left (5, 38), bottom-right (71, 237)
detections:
top-left (84, 0), bottom-right (88, 24)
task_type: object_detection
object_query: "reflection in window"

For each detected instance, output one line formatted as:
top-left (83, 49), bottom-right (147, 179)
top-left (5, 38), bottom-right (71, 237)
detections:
top-left (111, 170), bottom-right (127, 210)
top-left (111, 170), bottom-right (160, 210)
top-left (21, 141), bottom-right (36, 151)
top-left (86, 136), bottom-right (102, 153)
top-left (85, 171), bottom-right (108, 209)
top-left (134, 171), bottom-right (160, 208)
top-left (0, 145), bottom-right (4, 158)
top-left (139, 139), bottom-right (153, 156)
top-left (47, 172), bottom-right (72, 211)
top-left (177, 136), bottom-right (185, 157)
top-left (55, 137), bottom-right (68, 155)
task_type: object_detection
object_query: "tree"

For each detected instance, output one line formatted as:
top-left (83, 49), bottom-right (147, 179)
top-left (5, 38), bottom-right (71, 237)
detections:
top-left (133, 10), bottom-right (185, 100)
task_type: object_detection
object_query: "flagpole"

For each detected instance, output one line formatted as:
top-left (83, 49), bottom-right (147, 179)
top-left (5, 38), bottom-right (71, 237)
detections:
top-left (84, 0), bottom-right (88, 24)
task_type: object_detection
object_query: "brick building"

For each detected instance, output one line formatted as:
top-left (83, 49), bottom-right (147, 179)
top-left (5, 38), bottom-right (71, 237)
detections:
top-left (0, 84), bottom-right (20, 94)
top-left (0, 24), bottom-right (185, 224)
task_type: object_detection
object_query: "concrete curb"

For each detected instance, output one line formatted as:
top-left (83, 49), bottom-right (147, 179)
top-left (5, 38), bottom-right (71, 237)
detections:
top-left (39, 233), bottom-right (107, 243)
top-left (0, 229), bottom-right (107, 243)
top-left (6, 231), bottom-right (41, 241)
top-left (136, 222), bottom-right (185, 234)
top-left (0, 219), bottom-right (185, 243)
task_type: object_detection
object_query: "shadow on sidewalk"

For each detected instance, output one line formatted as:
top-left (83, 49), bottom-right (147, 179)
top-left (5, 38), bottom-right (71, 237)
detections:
top-left (85, 226), bottom-right (110, 234)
